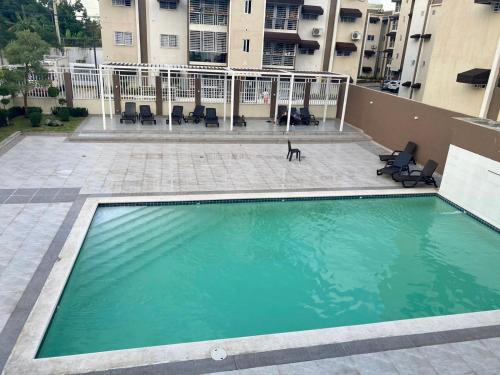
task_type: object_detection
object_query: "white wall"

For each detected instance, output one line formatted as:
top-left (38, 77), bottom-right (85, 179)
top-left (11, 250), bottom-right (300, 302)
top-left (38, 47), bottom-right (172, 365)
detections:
top-left (440, 145), bottom-right (500, 229)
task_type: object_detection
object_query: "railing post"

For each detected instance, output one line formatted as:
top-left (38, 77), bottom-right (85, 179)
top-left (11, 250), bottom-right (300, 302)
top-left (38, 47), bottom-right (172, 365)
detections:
top-left (168, 69), bottom-right (172, 131)
top-left (340, 79), bottom-right (349, 132)
top-left (112, 74), bottom-right (121, 115)
top-left (274, 76), bottom-right (280, 125)
top-left (323, 78), bottom-right (330, 124)
top-left (223, 73), bottom-right (227, 123)
top-left (99, 66), bottom-right (106, 129)
top-left (270, 78), bottom-right (277, 121)
top-left (304, 81), bottom-right (311, 108)
top-left (63, 72), bottom-right (73, 108)
top-left (107, 73), bottom-right (113, 119)
top-left (195, 76), bottom-right (201, 106)
top-left (230, 74), bottom-right (235, 131)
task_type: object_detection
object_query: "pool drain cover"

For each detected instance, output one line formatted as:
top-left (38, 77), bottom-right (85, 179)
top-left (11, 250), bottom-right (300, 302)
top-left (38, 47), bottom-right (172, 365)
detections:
top-left (211, 347), bottom-right (227, 361)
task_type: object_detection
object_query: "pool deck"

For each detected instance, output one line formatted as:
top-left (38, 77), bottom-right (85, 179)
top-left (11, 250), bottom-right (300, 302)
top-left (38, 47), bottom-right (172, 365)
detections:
top-left (0, 133), bottom-right (498, 375)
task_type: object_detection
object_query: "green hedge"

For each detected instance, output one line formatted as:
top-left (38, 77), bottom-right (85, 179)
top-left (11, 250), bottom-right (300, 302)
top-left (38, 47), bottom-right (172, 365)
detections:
top-left (52, 106), bottom-right (88, 117)
top-left (26, 107), bottom-right (43, 115)
top-left (29, 112), bottom-right (42, 127)
top-left (7, 106), bottom-right (23, 119)
top-left (57, 107), bottom-right (70, 121)
top-left (0, 109), bottom-right (8, 127)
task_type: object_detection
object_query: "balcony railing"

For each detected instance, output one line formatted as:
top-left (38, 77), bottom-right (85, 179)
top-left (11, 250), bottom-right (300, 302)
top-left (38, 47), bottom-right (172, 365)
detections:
top-left (189, 52), bottom-right (227, 64)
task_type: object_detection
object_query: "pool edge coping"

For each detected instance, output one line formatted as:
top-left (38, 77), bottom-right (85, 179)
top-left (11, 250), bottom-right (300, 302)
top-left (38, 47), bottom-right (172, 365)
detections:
top-left (4, 187), bottom-right (500, 375)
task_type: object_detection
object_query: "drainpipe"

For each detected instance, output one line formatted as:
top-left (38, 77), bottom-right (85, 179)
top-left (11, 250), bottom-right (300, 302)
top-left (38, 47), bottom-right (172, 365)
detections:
top-left (409, 0), bottom-right (432, 100)
top-left (479, 37), bottom-right (500, 119)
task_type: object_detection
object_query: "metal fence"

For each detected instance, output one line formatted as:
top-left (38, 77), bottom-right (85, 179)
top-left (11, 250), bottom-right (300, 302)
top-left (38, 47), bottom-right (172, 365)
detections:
top-left (21, 68), bottom-right (340, 105)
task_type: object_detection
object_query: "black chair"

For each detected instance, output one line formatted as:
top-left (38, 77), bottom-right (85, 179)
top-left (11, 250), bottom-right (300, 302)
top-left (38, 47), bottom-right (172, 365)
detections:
top-left (393, 160), bottom-right (438, 188)
top-left (186, 105), bottom-right (205, 123)
top-left (300, 107), bottom-right (319, 126)
top-left (139, 105), bottom-right (156, 125)
top-left (120, 102), bottom-right (137, 124)
top-left (171, 105), bottom-right (184, 125)
top-left (277, 105), bottom-right (287, 125)
top-left (287, 140), bottom-right (301, 162)
top-left (205, 108), bottom-right (219, 127)
top-left (379, 141), bottom-right (417, 165)
top-left (233, 115), bottom-right (246, 127)
top-left (377, 151), bottom-right (411, 177)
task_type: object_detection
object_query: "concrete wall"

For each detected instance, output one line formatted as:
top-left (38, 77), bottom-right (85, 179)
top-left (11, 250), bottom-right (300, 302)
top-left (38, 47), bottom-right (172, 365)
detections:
top-left (440, 145), bottom-right (500, 229)
top-left (295, 0), bottom-right (332, 72)
top-left (337, 84), bottom-right (500, 174)
top-left (147, 0), bottom-right (188, 65)
top-left (419, 0), bottom-right (500, 117)
top-left (99, 0), bottom-right (139, 63)
top-left (227, 0), bottom-right (266, 69)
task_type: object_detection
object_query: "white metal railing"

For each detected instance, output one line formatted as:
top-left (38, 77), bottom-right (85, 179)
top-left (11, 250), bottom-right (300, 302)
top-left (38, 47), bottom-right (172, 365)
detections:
top-left (309, 81), bottom-right (340, 105)
top-left (163, 76), bottom-right (195, 102)
top-left (72, 71), bottom-right (101, 100)
top-left (26, 71), bottom-right (66, 98)
top-left (240, 80), bottom-right (272, 104)
top-left (201, 77), bottom-right (227, 103)
top-left (119, 75), bottom-right (155, 101)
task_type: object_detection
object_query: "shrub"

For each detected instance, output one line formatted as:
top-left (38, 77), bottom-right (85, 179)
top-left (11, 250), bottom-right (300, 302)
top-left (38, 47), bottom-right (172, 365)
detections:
top-left (29, 111), bottom-right (42, 127)
top-left (47, 86), bottom-right (60, 98)
top-left (69, 107), bottom-right (88, 117)
top-left (0, 86), bottom-right (10, 96)
top-left (26, 106), bottom-right (42, 115)
top-left (1, 98), bottom-right (10, 108)
top-left (7, 106), bottom-right (23, 119)
top-left (58, 107), bottom-right (70, 121)
top-left (58, 98), bottom-right (67, 106)
top-left (0, 109), bottom-right (8, 127)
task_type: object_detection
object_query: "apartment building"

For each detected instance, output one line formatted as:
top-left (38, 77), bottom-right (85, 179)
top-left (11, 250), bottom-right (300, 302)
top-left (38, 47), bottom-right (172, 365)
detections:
top-left (397, 0), bottom-right (499, 120)
top-left (358, 8), bottom-right (394, 79)
top-left (99, 0), bottom-right (369, 78)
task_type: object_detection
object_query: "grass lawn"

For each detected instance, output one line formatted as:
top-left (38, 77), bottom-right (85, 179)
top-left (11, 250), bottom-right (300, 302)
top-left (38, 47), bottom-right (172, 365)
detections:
top-left (0, 115), bottom-right (85, 143)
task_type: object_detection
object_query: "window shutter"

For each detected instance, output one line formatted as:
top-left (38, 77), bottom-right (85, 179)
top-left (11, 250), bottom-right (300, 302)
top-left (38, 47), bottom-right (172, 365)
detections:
top-left (189, 31), bottom-right (201, 51)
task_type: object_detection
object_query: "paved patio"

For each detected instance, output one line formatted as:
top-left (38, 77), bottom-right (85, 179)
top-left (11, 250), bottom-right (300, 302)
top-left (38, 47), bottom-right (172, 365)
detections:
top-left (1, 134), bottom-right (497, 375)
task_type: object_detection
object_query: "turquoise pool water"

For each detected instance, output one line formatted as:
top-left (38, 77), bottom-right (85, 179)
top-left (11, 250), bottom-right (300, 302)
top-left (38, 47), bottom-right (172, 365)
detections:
top-left (37, 196), bottom-right (500, 358)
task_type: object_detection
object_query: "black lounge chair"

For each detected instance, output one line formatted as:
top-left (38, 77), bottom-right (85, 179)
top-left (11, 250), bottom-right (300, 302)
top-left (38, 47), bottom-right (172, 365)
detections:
top-left (287, 140), bottom-right (301, 162)
top-left (300, 107), bottom-right (319, 126)
top-left (186, 105), bottom-right (205, 123)
top-left (393, 160), bottom-right (438, 188)
top-left (139, 105), bottom-right (156, 125)
top-left (233, 115), bottom-right (246, 127)
top-left (291, 107), bottom-right (301, 125)
top-left (379, 141), bottom-right (417, 165)
top-left (205, 108), bottom-right (219, 127)
top-left (377, 151), bottom-right (411, 177)
top-left (277, 105), bottom-right (287, 125)
top-left (171, 105), bottom-right (184, 125)
top-left (120, 102), bottom-right (137, 124)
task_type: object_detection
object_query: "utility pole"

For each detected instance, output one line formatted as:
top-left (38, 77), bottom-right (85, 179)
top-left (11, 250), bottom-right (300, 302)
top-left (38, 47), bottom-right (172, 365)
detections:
top-left (53, 0), bottom-right (62, 47)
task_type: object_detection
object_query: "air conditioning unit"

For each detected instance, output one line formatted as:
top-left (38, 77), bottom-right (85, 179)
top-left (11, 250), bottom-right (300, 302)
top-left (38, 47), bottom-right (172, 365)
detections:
top-left (491, 1), bottom-right (500, 12)
top-left (351, 31), bottom-right (362, 41)
top-left (312, 28), bottom-right (323, 37)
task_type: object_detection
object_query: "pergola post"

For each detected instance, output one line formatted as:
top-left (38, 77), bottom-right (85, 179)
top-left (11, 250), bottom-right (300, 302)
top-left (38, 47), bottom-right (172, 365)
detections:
top-left (340, 77), bottom-right (349, 132)
top-left (322, 78), bottom-right (330, 124)
top-left (168, 69), bottom-right (172, 131)
top-left (230, 73), bottom-right (235, 131)
top-left (286, 74), bottom-right (294, 132)
top-left (99, 65), bottom-right (106, 129)
top-left (223, 73), bottom-right (227, 123)
top-left (107, 72), bottom-right (113, 119)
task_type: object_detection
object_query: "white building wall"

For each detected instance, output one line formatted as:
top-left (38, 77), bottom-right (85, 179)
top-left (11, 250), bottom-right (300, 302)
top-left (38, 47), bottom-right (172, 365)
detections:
top-left (440, 145), bottom-right (500, 229)
top-left (398, 0), bottom-right (429, 98)
top-left (147, 0), bottom-right (188, 65)
top-left (295, 0), bottom-right (332, 71)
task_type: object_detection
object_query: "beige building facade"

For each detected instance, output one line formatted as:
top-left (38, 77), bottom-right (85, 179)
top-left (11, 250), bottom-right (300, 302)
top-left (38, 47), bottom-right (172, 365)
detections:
top-left (99, 0), bottom-right (369, 78)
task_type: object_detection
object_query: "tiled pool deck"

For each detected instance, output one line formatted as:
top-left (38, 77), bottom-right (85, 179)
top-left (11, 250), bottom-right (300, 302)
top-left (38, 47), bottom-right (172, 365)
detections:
top-left (0, 134), bottom-right (498, 375)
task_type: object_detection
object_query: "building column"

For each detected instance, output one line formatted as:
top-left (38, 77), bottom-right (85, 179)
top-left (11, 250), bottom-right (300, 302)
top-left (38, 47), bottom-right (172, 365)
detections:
top-left (168, 69), bottom-right (172, 131)
top-left (286, 75), bottom-right (294, 132)
top-left (270, 79), bottom-right (278, 119)
top-left (304, 81), bottom-right (311, 108)
top-left (155, 76), bottom-right (163, 116)
top-left (339, 79), bottom-right (349, 132)
top-left (195, 76), bottom-right (201, 106)
top-left (99, 66), bottom-right (106, 129)
top-left (63, 72), bottom-right (73, 108)
top-left (480, 38), bottom-right (500, 119)
top-left (112, 74), bottom-right (121, 115)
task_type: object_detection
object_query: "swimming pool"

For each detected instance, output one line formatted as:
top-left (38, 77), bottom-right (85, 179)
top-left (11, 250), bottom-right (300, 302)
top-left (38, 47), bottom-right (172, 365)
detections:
top-left (37, 195), bottom-right (500, 358)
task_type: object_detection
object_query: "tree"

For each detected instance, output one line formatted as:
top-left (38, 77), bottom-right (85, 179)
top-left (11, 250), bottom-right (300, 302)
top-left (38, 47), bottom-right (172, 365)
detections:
top-left (4, 31), bottom-right (50, 110)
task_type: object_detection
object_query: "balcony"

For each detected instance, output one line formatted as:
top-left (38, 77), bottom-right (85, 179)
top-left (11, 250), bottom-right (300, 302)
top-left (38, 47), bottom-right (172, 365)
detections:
top-left (265, 3), bottom-right (299, 31)
top-left (189, 0), bottom-right (229, 26)
top-left (189, 52), bottom-right (227, 64)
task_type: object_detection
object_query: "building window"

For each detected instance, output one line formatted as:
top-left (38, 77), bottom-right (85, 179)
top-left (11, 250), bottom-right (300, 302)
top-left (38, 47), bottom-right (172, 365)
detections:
top-left (336, 50), bottom-right (352, 56)
top-left (367, 35), bottom-right (375, 41)
top-left (112, 0), bottom-right (131, 6)
top-left (189, 0), bottom-right (229, 26)
top-left (159, 0), bottom-right (177, 9)
top-left (265, 4), bottom-right (299, 30)
top-left (299, 48), bottom-right (314, 55)
top-left (244, 0), bottom-right (252, 14)
top-left (160, 34), bottom-right (178, 48)
top-left (189, 30), bottom-right (228, 63)
top-left (243, 39), bottom-right (250, 52)
top-left (302, 13), bottom-right (318, 20)
top-left (340, 16), bottom-right (356, 23)
top-left (262, 42), bottom-right (296, 67)
top-left (114, 31), bottom-right (133, 46)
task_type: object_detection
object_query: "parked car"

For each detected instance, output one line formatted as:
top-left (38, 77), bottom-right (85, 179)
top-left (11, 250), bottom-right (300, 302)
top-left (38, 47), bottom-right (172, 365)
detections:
top-left (387, 80), bottom-right (400, 93)
top-left (380, 80), bottom-right (391, 91)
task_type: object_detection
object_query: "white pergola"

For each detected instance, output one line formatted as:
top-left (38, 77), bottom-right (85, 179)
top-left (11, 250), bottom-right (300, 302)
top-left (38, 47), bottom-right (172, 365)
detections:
top-left (99, 63), bottom-right (350, 132)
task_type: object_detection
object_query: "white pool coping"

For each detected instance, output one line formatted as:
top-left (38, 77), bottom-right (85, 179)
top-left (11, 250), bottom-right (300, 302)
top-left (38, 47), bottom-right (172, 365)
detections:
top-left (4, 188), bottom-right (500, 375)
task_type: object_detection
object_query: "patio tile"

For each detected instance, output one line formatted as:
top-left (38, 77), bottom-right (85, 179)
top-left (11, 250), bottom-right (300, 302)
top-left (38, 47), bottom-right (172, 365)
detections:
top-left (418, 344), bottom-right (474, 375)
